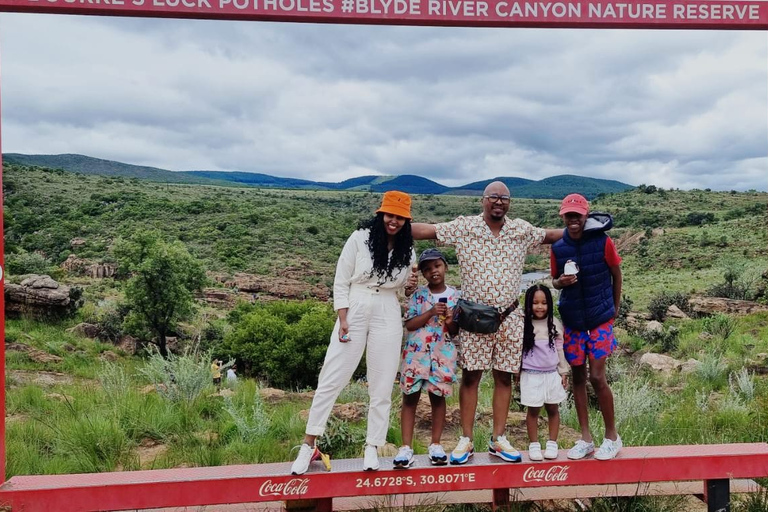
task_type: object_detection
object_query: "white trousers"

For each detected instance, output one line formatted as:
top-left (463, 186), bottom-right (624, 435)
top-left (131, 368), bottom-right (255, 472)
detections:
top-left (306, 286), bottom-right (403, 446)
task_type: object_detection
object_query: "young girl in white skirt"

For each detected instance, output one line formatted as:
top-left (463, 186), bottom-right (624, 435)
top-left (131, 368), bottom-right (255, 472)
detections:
top-left (520, 284), bottom-right (570, 461)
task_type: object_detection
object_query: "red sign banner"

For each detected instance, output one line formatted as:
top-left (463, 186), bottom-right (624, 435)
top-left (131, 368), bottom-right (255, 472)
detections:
top-left (0, 0), bottom-right (766, 28)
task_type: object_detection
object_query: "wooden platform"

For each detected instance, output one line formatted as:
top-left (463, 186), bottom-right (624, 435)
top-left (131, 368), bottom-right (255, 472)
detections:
top-left (0, 443), bottom-right (767, 511)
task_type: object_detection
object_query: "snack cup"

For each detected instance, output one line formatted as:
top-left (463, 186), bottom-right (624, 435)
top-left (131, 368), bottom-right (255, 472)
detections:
top-left (564, 260), bottom-right (579, 276)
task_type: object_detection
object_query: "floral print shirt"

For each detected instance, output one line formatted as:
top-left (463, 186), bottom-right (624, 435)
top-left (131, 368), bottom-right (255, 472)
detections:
top-left (399, 285), bottom-right (460, 397)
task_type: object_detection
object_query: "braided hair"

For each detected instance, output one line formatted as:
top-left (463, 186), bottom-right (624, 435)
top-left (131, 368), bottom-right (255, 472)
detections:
top-left (522, 284), bottom-right (559, 357)
top-left (358, 213), bottom-right (413, 281)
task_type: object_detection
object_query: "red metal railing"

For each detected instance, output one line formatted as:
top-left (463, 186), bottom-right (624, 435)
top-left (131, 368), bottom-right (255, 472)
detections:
top-left (1, 445), bottom-right (767, 511)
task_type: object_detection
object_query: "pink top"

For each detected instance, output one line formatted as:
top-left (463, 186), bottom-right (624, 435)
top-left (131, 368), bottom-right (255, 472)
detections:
top-left (521, 318), bottom-right (569, 374)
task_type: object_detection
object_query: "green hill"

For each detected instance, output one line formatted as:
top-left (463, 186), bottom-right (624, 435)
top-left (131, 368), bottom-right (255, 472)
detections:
top-left (179, 170), bottom-right (325, 189)
top-left (452, 176), bottom-right (534, 194)
top-left (3, 154), bottom-right (230, 186)
top-left (4, 154), bottom-right (634, 199)
top-left (510, 174), bottom-right (634, 199)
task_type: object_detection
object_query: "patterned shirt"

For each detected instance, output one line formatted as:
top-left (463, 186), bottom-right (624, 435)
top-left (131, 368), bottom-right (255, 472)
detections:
top-left (435, 215), bottom-right (546, 308)
top-left (400, 285), bottom-right (460, 396)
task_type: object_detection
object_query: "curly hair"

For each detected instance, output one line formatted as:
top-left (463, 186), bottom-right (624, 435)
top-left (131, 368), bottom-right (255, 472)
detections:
top-left (358, 213), bottom-right (413, 281)
top-left (522, 284), bottom-right (559, 357)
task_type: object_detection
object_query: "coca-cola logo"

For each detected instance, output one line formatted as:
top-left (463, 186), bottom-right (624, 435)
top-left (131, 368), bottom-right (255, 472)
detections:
top-left (259, 478), bottom-right (310, 497)
top-left (522, 465), bottom-right (570, 483)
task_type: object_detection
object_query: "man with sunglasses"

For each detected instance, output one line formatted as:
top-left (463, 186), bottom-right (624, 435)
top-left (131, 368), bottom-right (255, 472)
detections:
top-left (412, 181), bottom-right (562, 465)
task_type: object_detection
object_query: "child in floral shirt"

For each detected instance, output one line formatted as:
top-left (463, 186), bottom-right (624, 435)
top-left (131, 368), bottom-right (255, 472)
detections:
top-left (394, 249), bottom-right (459, 468)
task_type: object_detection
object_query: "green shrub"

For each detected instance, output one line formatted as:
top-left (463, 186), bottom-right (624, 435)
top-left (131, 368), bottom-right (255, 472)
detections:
top-left (707, 262), bottom-right (763, 300)
top-left (589, 495), bottom-right (687, 512)
top-left (5, 251), bottom-right (53, 276)
top-left (56, 414), bottom-right (131, 473)
top-left (338, 382), bottom-right (370, 404)
top-left (729, 368), bottom-right (756, 401)
top-left (696, 353), bottom-right (728, 387)
top-left (98, 360), bottom-right (130, 403)
top-left (648, 291), bottom-right (691, 321)
top-left (640, 326), bottom-right (680, 353)
top-left (223, 392), bottom-right (271, 441)
top-left (703, 314), bottom-right (737, 340)
top-left (221, 300), bottom-right (335, 389)
top-left (684, 211), bottom-right (715, 226)
top-left (317, 417), bottom-right (364, 456)
top-left (736, 488), bottom-right (768, 512)
top-left (612, 379), bottom-right (659, 431)
top-left (138, 348), bottom-right (213, 404)
top-left (614, 294), bottom-right (634, 329)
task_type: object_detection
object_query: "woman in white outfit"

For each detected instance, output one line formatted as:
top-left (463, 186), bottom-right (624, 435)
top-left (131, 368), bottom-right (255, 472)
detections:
top-left (291, 191), bottom-right (416, 475)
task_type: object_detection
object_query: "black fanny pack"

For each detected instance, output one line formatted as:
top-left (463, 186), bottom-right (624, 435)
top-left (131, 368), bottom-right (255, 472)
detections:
top-left (453, 298), bottom-right (519, 334)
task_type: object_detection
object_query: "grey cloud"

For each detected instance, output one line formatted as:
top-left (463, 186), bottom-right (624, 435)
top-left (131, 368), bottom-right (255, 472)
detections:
top-left (0, 14), bottom-right (766, 190)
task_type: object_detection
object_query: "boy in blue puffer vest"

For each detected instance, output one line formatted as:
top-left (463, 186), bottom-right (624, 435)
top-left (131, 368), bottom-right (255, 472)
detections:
top-left (550, 194), bottom-right (623, 461)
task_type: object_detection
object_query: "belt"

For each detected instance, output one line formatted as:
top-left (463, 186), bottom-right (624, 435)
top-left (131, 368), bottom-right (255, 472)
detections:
top-left (350, 284), bottom-right (398, 295)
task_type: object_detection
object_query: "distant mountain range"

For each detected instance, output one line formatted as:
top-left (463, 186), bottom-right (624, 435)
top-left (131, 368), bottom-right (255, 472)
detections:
top-left (3, 153), bottom-right (634, 199)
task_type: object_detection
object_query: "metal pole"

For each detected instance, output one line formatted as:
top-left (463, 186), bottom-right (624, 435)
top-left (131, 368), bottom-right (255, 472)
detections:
top-left (705, 479), bottom-right (731, 512)
top-left (0, 28), bottom-right (6, 484)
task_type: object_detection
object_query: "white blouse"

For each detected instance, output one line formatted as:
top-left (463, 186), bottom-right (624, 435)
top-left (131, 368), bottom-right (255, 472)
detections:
top-left (333, 228), bottom-right (416, 311)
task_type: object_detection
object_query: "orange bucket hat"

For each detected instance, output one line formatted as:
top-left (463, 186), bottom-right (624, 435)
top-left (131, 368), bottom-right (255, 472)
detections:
top-left (376, 190), bottom-right (412, 220)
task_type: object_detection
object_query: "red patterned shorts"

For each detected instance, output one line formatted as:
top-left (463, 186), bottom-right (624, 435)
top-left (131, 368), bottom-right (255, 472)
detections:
top-left (563, 319), bottom-right (617, 366)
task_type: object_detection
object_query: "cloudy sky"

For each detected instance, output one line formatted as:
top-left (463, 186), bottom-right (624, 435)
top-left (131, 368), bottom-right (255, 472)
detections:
top-left (1, 14), bottom-right (766, 190)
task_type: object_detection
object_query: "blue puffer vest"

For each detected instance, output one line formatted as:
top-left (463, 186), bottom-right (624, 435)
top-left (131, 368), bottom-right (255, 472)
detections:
top-left (552, 212), bottom-right (615, 331)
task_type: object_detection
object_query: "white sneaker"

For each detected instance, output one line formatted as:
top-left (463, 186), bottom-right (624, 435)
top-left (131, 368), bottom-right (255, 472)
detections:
top-left (595, 435), bottom-right (622, 461)
top-left (544, 440), bottom-right (559, 460)
top-left (528, 442), bottom-right (543, 461)
top-left (393, 446), bottom-right (414, 469)
top-left (363, 444), bottom-right (380, 471)
top-left (428, 443), bottom-right (448, 466)
top-left (290, 443), bottom-right (320, 475)
top-left (567, 439), bottom-right (595, 460)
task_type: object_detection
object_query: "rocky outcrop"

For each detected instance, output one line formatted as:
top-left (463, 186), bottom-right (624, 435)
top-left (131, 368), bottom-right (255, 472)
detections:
top-left (199, 287), bottom-right (256, 308)
top-left (226, 273), bottom-right (330, 301)
top-left (116, 335), bottom-right (138, 355)
top-left (639, 353), bottom-right (701, 374)
top-left (666, 305), bottom-right (689, 319)
top-left (9, 370), bottom-right (73, 387)
top-left (5, 275), bottom-right (83, 319)
top-left (614, 229), bottom-right (665, 254)
top-left (6, 343), bottom-right (63, 364)
top-left (679, 359), bottom-right (701, 374)
top-left (688, 295), bottom-right (768, 316)
top-left (259, 388), bottom-right (288, 403)
top-left (60, 254), bottom-right (117, 279)
top-left (99, 351), bottom-right (119, 362)
top-left (67, 322), bottom-right (101, 339)
top-left (619, 311), bottom-right (653, 332)
top-left (645, 320), bottom-right (664, 333)
top-left (640, 353), bottom-right (682, 373)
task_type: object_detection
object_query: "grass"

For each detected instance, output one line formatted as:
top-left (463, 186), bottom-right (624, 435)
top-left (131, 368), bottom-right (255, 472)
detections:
top-left (3, 163), bottom-right (768, 508)
top-left (7, 307), bottom-right (768, 481)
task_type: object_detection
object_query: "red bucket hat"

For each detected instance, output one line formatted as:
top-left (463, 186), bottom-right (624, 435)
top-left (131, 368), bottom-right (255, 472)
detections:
top-left (376, 190), bottom-right (412, 219)
top-left (559, 193), bottom-right (589, 216)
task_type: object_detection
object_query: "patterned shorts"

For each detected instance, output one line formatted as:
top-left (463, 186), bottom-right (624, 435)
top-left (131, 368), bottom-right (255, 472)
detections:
top-left (457, 312), bottom-right (523, 373)
top-left (563, 319), bottom-right (617, 366)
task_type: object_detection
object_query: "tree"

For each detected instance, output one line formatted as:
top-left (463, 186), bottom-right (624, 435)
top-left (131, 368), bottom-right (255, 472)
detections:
top-left (114, 230), bottom-right (206, 357)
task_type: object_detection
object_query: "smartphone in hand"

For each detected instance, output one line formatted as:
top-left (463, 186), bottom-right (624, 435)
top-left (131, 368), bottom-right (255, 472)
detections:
top-left (438, 297), bottom-right (448, 322)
